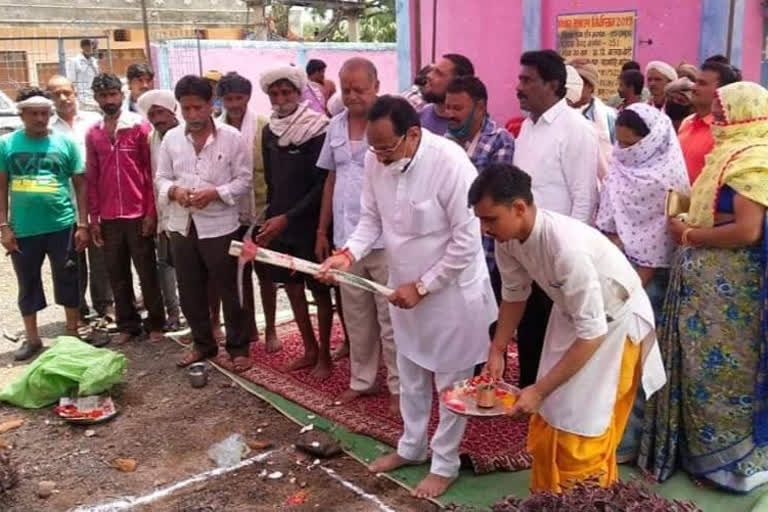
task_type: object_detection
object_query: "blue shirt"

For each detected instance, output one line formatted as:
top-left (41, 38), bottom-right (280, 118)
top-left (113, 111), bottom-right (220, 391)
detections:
top-left (316, 109), bottom-right (382, 249)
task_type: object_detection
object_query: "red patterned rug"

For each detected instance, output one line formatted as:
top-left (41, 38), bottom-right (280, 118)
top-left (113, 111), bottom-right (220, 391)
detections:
top-left (200, 320), bottom-right (531, 474)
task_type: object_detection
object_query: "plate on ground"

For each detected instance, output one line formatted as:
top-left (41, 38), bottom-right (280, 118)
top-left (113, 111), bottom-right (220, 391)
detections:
top-left (53, 395), bottom-right (118, 424)
top-left (441, 376), bottom-right (519, 417)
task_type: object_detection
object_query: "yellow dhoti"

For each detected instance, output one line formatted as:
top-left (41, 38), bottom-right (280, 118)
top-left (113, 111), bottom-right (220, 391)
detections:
top-left (527, 338), bottom-right (641, 493)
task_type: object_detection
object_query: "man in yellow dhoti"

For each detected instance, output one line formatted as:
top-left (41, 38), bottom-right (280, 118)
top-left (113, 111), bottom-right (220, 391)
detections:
top-left (469, 163), bottom-right (667, 492)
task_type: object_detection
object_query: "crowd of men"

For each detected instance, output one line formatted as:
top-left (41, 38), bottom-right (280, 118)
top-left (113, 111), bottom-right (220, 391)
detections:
top-left (0, 41), bottom-right (746, 499)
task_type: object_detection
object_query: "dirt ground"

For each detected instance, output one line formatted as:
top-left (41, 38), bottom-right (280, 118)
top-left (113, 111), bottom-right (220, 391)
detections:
top-left (0, 261), bottom-right (440, 512)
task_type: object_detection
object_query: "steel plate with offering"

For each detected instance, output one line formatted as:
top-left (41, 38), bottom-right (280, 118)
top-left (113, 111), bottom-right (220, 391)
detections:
top-left (441, 376), bottom-right (519, 417)
top-left (53, 395), bottom-right (118, 424)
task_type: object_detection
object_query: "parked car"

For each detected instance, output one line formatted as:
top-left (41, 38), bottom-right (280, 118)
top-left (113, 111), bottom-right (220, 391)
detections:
top-left (0, 90), bottom-right (21, 135)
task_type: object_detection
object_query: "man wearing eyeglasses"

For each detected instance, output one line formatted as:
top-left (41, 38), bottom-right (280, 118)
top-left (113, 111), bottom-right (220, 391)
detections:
top-left (318, 95), bottom-right (497, 500)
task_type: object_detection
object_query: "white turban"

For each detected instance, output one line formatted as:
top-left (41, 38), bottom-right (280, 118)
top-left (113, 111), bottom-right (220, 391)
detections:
top-left (565, 65), bottom-right (584, 104)
top-left (259, 64), bottom-right (307, 94)
top-left (16, 95), bottom-right (54, 114)
top-left (136, 89), bottom-right (177, 118)
top-left (646, 61), bottom-right (678, 82)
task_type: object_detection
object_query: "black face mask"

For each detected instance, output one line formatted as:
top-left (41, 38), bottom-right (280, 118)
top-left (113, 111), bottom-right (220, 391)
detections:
top-left (665, 101), bottom-right (692, 122)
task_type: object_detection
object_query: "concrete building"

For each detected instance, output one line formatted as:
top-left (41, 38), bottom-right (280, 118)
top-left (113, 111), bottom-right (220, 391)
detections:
top-left (0, 0), bottom-right (262, 97)
top-left (395, 0), bottom-right (768, 123)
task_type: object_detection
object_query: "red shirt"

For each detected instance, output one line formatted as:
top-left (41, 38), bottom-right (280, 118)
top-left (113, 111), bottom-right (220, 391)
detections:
top-left (678, 113), bottom-right (714, 184)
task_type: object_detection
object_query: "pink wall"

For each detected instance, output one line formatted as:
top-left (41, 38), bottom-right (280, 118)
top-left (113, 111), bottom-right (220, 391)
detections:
top-left (542, 0), bottom-right (701, 71)
top-left (165, 44), bottom-right (397, 117)
top-left (305, 48), bottom-right (399, 95)
top-left (416, 0), bottom-right (523, 123)
top-left (741, 0), bottom-right (763, 82)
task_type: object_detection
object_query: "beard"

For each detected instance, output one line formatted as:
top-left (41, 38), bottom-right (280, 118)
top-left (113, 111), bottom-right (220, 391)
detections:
top-left (422, 90), bottom-right (445, 104)
top-left (101, 103), bottom-right (120, 116)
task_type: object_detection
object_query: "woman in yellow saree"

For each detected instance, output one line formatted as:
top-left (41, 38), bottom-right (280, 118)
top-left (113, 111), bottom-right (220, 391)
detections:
top-left (639, 81), bottom-right (768, 492)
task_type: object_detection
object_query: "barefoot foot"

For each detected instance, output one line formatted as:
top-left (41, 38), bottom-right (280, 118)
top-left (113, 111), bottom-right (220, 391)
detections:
top-left (333, 387), bottom-right (377, 405)
top-left (368, 452), bottom-right (424, 474)
top-left (310, 354), bottom-right (332, 379)
top-left (264, 329), bottom-right (281, 353)
top-left (282, 353), bottom-right (318, 372)
top-left (412, 473), bottom-right (456, 499)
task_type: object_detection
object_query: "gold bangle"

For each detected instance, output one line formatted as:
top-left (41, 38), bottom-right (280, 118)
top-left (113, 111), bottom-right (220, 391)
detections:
top-left (681, 227), bottom-right (694, 246)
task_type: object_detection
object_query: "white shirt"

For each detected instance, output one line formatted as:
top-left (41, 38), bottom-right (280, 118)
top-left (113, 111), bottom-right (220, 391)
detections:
top-left (514, 99), bottom-right (599, 223)
top-left (345, 130), bottom-right (497, 371)
top-left (155, 123), bottom-right (252, 239)
top-left (496, 209), bottom-right (666, 436)
top-left (65, 54), bottom-right (100, 109)
top-left (316, 109), bottom-right (382, 249)
top-left (49, 110), bottom-right (100, 160)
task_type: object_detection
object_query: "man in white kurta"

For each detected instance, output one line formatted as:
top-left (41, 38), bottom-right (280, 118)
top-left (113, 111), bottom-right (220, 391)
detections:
top-left (319, 95), bottom-right (497, 499)
top-left (469, 163), bottom-right (665, 493)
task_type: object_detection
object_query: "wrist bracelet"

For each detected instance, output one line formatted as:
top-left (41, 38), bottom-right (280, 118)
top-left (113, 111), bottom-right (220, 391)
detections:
top-left (332, 247), bottom-right (355, 266)
top-left (0, 222), bottom-right (9, 229)
top-left (682, 227), bottom-right (694, 246)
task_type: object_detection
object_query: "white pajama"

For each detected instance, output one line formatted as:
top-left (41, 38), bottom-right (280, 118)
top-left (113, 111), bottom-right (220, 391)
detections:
top-left (396, 353), bottom-right (475, 478)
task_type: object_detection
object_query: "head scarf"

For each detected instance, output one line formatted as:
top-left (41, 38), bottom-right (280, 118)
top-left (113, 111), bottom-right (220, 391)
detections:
top-left (596, 103), bottom-right (690, 267)
top-left (259, 65), bottom-right (307, 95)
top-left (565, 65), bottom-right (583, 104)
top-left (664, 77), bottom-right (694, 101)
top-left (268, 101), bottom-right (328, 147)
top-left (573, 62), bottom-right (600, 90)
top-left (687, 81), bottom-right (768, 227)
top-left (676, 62), bottom-right (698, 82)
top-left (136, 89), bottom-right (177, 118)
top-left (645, 61), bottom-right (678, 82)
top-left (16, 95), bottom-right (54, 114)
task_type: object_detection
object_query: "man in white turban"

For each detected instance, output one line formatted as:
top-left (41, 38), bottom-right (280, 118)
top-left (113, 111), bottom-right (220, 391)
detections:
top-left (136, 89), bottom-right (183, 331)
top-left (645, 61), bottom-right (678, 109)
top-left (256, 64), bottom-right (335, 379)
top-left (565, 65), bottom-right (584, 106)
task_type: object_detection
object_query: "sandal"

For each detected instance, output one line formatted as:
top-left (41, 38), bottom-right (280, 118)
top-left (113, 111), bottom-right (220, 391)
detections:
top-left (177, 350), bottom-right (211, 368)
top-left (232, 355), bottom-right (253, 373)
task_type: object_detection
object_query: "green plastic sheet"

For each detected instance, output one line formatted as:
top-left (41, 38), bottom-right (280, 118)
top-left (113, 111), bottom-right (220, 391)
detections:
top-left (0, 337), bottom-right (127, 408)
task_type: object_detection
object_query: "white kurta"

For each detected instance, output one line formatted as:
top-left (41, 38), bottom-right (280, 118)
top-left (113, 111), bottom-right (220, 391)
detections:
top-left (496, 209), bottom-right (666, 436)
top-left (346, 130), bottom-right (497, 372)
top-left (514, 99), bottom-right (599, 224)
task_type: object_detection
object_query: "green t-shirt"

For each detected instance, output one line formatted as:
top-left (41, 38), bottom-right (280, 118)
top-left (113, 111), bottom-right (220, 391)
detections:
top-left (0, 130), bottom-right (83, 238)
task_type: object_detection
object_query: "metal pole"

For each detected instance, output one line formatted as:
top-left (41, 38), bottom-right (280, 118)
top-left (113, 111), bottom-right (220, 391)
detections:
top-left (413, 0), bottom-right (422, 74)
top-left (57, 37), bottom-right (66, 75)
top-left (141, 0), bottom-right (153, 68)
top-left (196, 28), bottom-right (203, 75)
top-left (430, 0), bottom-right (437, 63)
top-left (726, 0), bottom-right (736, 61)
top-left (105, 31), bottom-right (113, 73)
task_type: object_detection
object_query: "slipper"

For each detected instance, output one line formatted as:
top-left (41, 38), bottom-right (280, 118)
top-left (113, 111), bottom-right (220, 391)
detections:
top-left (14, 338), bottom-right (43, 361)
top-left (177, 350), bottom-right (211, 368)
top-left (232, 356), bottom-right (253, 373)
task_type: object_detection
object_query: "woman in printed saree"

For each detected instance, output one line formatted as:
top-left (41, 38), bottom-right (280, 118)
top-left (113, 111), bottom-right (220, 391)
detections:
top-left (595, 103), bottom-right (690, 463)
top-left (639, 81), bottom-right (768, 492)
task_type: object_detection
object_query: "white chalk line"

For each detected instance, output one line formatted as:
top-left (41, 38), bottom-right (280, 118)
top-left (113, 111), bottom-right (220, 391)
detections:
top-left (69, 450), bottom-right (275, 512)
top-left (319, 466), bottom-right (397, 512)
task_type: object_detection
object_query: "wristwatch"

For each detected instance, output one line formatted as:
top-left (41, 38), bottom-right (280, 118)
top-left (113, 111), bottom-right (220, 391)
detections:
top-left (415, 280), bottom-right (429, 297)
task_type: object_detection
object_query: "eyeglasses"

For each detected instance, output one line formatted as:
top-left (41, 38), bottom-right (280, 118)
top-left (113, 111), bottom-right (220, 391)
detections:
top-left (368, 135), bottom-right (405, 155)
